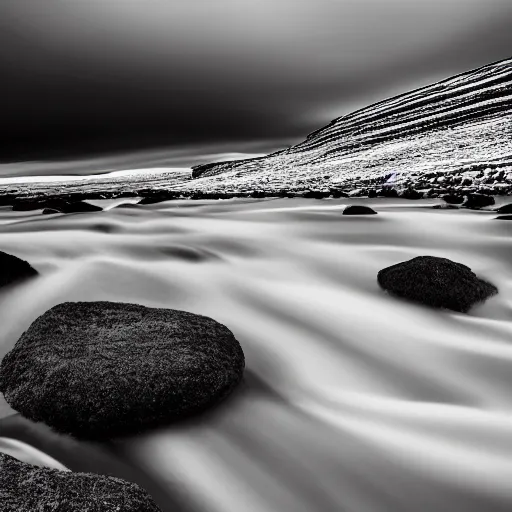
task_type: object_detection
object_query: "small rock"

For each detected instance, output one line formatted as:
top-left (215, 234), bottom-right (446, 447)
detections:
top-left (494, 215), bottom-right (512, 220)
top-left (62, 202), bottom-right (102, 213)
top-left (0, 452), bottom-right (162, 512)
top-left (495, 203), bottom-right (512, 214)
top-left (461, 193), bottom-right (495, 209)
top-left (42, 208), bottom-right (61, 215)
top-left (377, 256), bottom-right (497, 313)
top-left (0, 251), bottom-right (38, 288)
top-left (343, 205), bottom-right (377, 215)
top-left (442, 194), bottom-right (464, 204)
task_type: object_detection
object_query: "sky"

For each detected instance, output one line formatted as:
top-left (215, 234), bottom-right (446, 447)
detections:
top-left (1, 0), bottom-right (511, 173)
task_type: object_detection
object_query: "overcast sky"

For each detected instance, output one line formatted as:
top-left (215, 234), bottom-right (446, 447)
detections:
top-left (1, 0), bottom-right (511, 165)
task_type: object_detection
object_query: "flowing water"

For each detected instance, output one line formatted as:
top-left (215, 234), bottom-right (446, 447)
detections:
top-left (1, 198), bottom-right (512, 512)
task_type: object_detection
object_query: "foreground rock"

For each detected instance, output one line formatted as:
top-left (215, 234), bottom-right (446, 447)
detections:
top-left (495, 215), bottom-right (512, 221)
top-left (0, 251), bottom-right (38, 288)
top-left (377, 256), bottom-right (497, 313)
top-left (0, 452), bottom-right (161, 511)
top-left (342, 205), bottom-right (377, 215)
top-left (0, 301), bottom-right (245, 439)
top-left (461, 193), bottom-right (495, 209)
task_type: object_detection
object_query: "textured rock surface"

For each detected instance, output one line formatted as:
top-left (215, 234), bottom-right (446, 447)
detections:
top-left (342, 205), bottom-right (377, 215)
top-left (0, 251), bottom-right (38, 288)
top-left (0, 452), bottom-right (162, 512)
top-left (377, 256), bottom-right (497, 313)
top-left (0, 301), bottom-right (245, 439)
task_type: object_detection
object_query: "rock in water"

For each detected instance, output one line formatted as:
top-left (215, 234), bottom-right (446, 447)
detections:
top-left (0, 452), bottom-right (162, 512)
top-left (0, 302), bottom-right (245, 439)
top-left (0, 251), bottom-right (38, 288)
top-left (495, 203), bottom-right (512, 214)
top-left (442, 194), bottom-right (464, 204)
top-left (495, 215), bottom-right (512, 220)
top-left (42, 208), bottom-right (61, 215)
top-left (377, 256), bottom-right (497, 313)
top-left (342, 205), bottom-right (377, 215)
top-left (62, 201), bottom-right (102, 213)
top-left (461, 193), bottom-right (495, 209)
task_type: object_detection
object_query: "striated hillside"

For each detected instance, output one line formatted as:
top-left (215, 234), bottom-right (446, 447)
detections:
top-left (187, 58), bottom-right (512, 197)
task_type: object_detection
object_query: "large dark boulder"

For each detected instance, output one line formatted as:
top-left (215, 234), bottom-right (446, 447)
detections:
top-left (343, 205), bottom-right (377, 215)
top-left (0, 452), bottom-right (161, 512)
top-left (0, 301), bottom-right (245, 439)
top-left (377, 256), bottom-right (497, 313)
top-left (495, 203), bottom-right (512, 214)
top-left (462, 193), bottom-right (495, 209)
top-left (0, 251), bottom-right (38, 288)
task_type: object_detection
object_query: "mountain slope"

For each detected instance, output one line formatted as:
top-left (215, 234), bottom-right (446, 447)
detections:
top-left (187, 58), bottom-right (512, 196)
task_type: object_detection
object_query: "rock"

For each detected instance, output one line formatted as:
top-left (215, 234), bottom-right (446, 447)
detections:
top-left (343, 205), bottom-right (377, 215)
top-left (61, 201), bottom-right (102, 213)
top-left (0, 452), bottom-right (162, 512)
top-left (303, 190), bottom-right (329, 199)
top-left (0, 301), bottom-right (245, 439)
top-left (0, 251), bottom-right (38, 288)
top-left (495, 215), bottom-right (512, 220)
top-left (442, 193), bottom-right (464, 204)
top-left (42, 208), bottom-right (61, 215)
top-left (495, 203), bottom-right (512, 214)
top-left (377, 256), bottom-right (497, 313)
top-left (461, 193), bottom-right (495, 209)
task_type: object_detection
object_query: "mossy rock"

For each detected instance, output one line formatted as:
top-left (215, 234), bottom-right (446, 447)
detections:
top-left (377, 256), bottom-right (497, 313)
top-left (0, 452), bottom-right (161, 511)
top-left (0, 251), bottom-right (38, 288)
top-left (0, 302), bottom-right (245, 439)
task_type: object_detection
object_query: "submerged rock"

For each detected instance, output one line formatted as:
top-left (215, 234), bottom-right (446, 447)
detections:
top-left (461, 193), bottom-right (495, 209)
top-left (42, 208), bottom-right (61, 215)
top-left (0, 452), bottom-right (162, 512)
top-left (0, 251), bottom-right (38, 288)
top-left (0, 301), bottom-right (245, 439)
top-left (495, 215), bottom-right (512, 220)
top-left (342, 205), bottom-right (377, 215)
top-left (377, 256), bottom-right (497, 313)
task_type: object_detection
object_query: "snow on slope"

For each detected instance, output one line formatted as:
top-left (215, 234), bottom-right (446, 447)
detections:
top-left (188, 58), bottom-right (512, 195)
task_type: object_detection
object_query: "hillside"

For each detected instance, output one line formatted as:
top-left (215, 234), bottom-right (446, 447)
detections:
top-left (187, 58), bottom-right (512, 197)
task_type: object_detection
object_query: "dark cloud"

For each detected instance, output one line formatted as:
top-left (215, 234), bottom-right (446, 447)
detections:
top-left (1, 0), bottom-right (511, 165)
